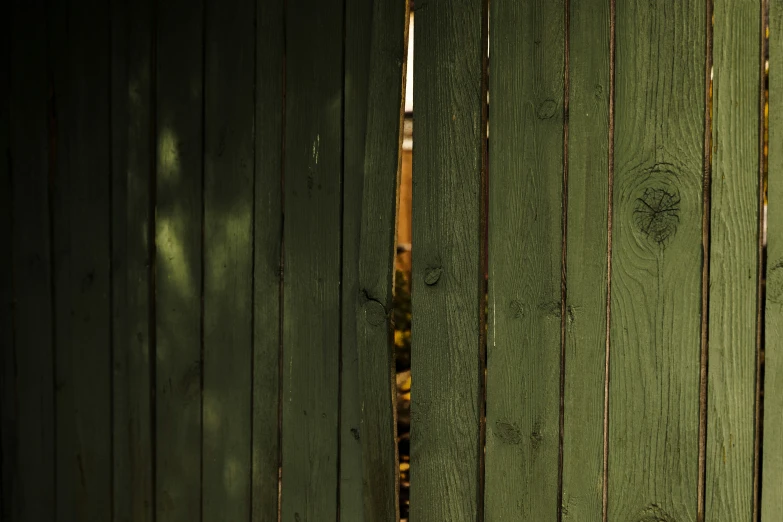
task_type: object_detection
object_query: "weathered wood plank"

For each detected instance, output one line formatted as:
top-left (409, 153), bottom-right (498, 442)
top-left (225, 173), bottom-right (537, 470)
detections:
top-left (9, 0), bottom-right (56, 520)
top-left (0, 9), bottom-right (12, 517)
top-left (110, 0), bottom-right (154, 519)
top-left (355, 0), bottom-right (409, 520)
top-left (342, 0), bottom-right (373, 517)
top-left (155, 0), bottom-right (204, 518)
top-left (763, 1), bottom-right (783, 518)
top-left (608, 1), bottom-right (706, 520)
top-left (561, 0), bottom-right (611, 519)
top-left (485, 0), bottom-right (565, 519)
top-left (706, 1), bottom-right (761, 519)
top-left (50, 0), bottom-right (113, 518)
top-left (252, 0), bottom-right (284, 519)
top-left (280, 0), bottom-right (344, 519)
top-left (409, 0), bottom-right (485, 519)
top-left (202, 0), bottom-right (255, 518)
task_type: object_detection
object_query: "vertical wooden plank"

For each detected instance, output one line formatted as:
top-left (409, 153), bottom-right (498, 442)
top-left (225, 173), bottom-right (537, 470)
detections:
top-left (155, 0), bottom-right (204, 517)
top-left (763, 0), bottom-right (783, 518)
top-left (252, 0), bottom-right (284, 519)
top-left (561, 0), bottom-right (610, 519)
top-left (47, 1), bottom-right (70, 517)
top-left (0, 6), bottom-right (12, 516)
top-left (608, 1), bottom-right (706, 520)
top-left (485, 0), bottom-right (565, 519)
top-left (51, 0), bottom-right (113, 518)
top-left (706, 0), bottom-right (761, 519)
top-left (342, 0), bottom-right (373, 517)
top-left (409, 0), bottom-right (485, 519)
top-left (355, 0), bottom-right (409, 521)
top-left (110, 0), bottom-right (154, 519)
top-left (202, 0), bottom-right (255, 518)
top-left (280, 0), bottom-right (344, 519)
top-left (8, 0), bottom-right (56, 520)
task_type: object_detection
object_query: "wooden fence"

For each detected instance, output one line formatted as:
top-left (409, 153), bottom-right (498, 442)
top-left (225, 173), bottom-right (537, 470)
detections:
top-left (1, 0), bottom-right (781, 521)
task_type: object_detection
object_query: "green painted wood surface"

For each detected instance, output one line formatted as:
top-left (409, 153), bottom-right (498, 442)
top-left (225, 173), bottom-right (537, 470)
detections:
top-left (110, 0), bottom-right (154, 519)
top-left (763, 1), bottom-right (783, 518)
top-left (280, 0), bottom-right (344, 519)
top-left (342, 0), bottom-right (374, 518)
top-left (0, 12), bottom-right (12, 518)
top-left (202, 0), bottom-right (255, 518)
top-left (155, 0), bottom-right (204, 518)
top-left (252, 0), bottom-right (284, 519)
top-left (608, 1), bottom-right (706, 520)
top-left (9, 0), bottom-right (56, 519)
top-left (486, 0), bottom-right (564, 519)
top-left (355, 1), bottom-right (409, 520)
top-left (410, 0), bottom-right (485, 519)
top-left (561, 0), bottom-right (611, 519)
top-left (50, 0), bottom-right (113, 518)
top-left (706, 1), bottom-right (761, 519)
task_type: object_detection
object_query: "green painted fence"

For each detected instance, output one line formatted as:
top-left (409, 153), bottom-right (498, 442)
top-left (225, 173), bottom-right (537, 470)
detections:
top-left (2, 0), bottom-right (782, 521)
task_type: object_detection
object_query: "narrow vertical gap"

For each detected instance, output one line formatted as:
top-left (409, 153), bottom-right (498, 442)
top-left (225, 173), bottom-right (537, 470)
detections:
top-left (556, 0), bottom-right (570, 520)
top-left (45, 2), bottom-right (59, 514)
top-left (2, 7), bottom-right (15, 511)
top-left (602, 0), bottom-right (616, 520)
top-left (276, 0), bottom-right (287, 518)
top-left (2, 6), bottom-right (15, 514)
top-left (396, 8), bottom-right (413, 520)
top-left (148, 0), bottom-right (158, 518)
top-left (107, 0), bottom-right (115, 516)
top-left (336, 0), bottom-right (347, 519)
top-left (6, 128), bottom-right (17, 521)
top-left (395, 9), bottom-right (414, 520)
top-left (5, 14), bottom-right (19, 511)
top-left (697, 0), bottom-right (714, 520)
top-left (0, 9), bottom-right (12, 513)
top-left (477, 0), bottom-right (489, 520)
top-left (198, 0), bottom-right (207, 519)
top-left (753, 1), bottom-right (769, 519)
top-left (248, 0), bottom-right (258, 517)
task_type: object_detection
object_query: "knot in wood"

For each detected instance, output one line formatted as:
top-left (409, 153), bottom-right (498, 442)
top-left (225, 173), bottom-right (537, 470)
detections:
top-left (493, 420), bottom-right (523, 445)
top-left (536, 99), bottom-right (558, 120)
top-left (510, 299), bottom-right (526, 318)
top-left (363, 299), bottom-right (387, 326)
top-left (636, 503), bottom-right (674, 522)
top-left (634, 186), bottom-right (680, 246)
top-left (424, 266), bottom-right (443, 286)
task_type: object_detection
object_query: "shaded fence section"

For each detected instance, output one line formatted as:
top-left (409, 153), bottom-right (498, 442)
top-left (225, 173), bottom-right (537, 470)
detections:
top-left (0, 0), bottom-right (407, 520)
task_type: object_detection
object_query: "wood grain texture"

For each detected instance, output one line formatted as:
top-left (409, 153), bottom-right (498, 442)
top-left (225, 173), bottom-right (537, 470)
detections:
top-left (110, 0), bottom-right (154, 519)
top-left (341, 0), bottom-right (373, 518)
top-left (485, 0), bottom-right (565, 519)
top-left (8, 0), bottom-right (56, 519)
top-left (280, 0), bottom-right (344, 519)
top-left (706, 0), bottom-right (761, 519)
top-left (409, 0), bottom-right (485, 519)
top-left (0, 11), bottom-right (12, 518)
top-left (763, 1), bottom-right (783, 518)
top-left (202, 0), bottom-right (255, 518)
top-left (355, 0), bottom-right (409, 520)
top-left (155, 0), bottom-right (204, 518)
top-left (252, 0), bottom-right (284, 519)
top-left (50, 0), bottom-right (113, 518)
top-left (561, 0), bottom-right (610, 519)
top-left (608, 1), bottom-right (706, 520)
